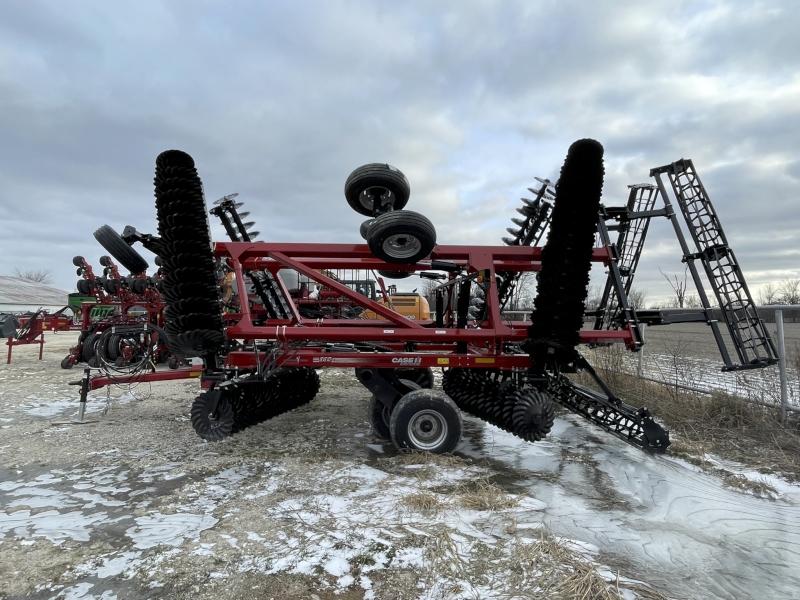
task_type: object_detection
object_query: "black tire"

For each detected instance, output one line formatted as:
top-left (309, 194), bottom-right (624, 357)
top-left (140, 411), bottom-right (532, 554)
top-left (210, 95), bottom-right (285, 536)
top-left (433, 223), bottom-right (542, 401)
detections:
top-left (345, 163), bottom-right (410, 216)
top-left (93, 225), bottom-right (149, 274)
top-left (389, 389), bottom-right (462, 454)
top-left (394, 367), bottom-right (434, 389)
top-left (60, 356), bottom-right (74, 369)
top-left (104, 278), bottom-right (120, 295)
top-left (190, 390), bottom-right (234, 441)
top-left (360, 219), bottom-right (374, 240)
top-left (367, 211), bottom-right (436, 265)
top-left (377, 270), bottom-right (412, 280)
top-left (167, 356), bottom-right (179, 369)
top-left (81, 333), bottom-right (99, 362)
top-left (77, 279), bottom-right (94, 295)
top-left (368, 378), bottom-right (420, 439)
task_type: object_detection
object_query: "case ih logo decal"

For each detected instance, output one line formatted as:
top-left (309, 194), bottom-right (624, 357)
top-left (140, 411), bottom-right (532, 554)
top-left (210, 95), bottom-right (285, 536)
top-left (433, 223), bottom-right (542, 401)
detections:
top-left (391, 357), bottom-right (422, 366)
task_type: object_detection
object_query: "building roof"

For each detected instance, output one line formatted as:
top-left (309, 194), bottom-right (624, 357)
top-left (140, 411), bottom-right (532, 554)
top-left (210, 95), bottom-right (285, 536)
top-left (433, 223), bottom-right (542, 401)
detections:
top-left (0, 276), bottom-right (70, 307)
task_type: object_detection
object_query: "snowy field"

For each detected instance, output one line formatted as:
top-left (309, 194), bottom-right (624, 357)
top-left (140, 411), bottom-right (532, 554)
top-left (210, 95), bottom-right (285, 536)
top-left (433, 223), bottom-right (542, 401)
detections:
top-left (1, 333), bottom-right (799, 599)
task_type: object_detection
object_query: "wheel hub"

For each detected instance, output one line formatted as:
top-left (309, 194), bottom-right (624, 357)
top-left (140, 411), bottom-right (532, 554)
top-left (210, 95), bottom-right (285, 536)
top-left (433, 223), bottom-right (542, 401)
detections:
top-left (383, 234), bottom-right (422, 259)
top-left (407, 409), bottom-right (448, 450)
top-left (360, 186), bottom-right (393, 211)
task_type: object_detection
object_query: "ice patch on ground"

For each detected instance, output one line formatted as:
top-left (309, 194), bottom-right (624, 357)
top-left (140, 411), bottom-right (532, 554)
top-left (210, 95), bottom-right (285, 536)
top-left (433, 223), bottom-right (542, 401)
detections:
top-left (126, 512), bottom-right (218, 549)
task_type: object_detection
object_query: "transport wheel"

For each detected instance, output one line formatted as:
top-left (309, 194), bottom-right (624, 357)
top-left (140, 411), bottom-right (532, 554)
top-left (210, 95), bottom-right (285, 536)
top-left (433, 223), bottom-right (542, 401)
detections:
top-left (60, 356), bottom-right (74, 369)
top-left (345, 163), bottom-right (410, 216)
top-left (377, 270), bottom-right (412, 280)
top-left (394, 367), bottom-right (434, 389)
top-left (81, 333), bottom-right (99, 362)
top-left (190, 390), bottom-right (234, 441)
top-left (368, 379), bottom-right (420, 439)
top-left (367, 211), bottom-right (436, 264)
top-left (76, 279), bottom-right (94, 295)
top-left (104, 278), bottom-right (120, 295)
top-left (93, 224), bottom-right (149, 274)
top-left (390, 389), bottom-right (462, 454)
top-left (511, 389), bottom-right (555, 442)
top-left (360, 219), bottom-right (374, 240)
top-left (167, 356), bottom-right (179, 369)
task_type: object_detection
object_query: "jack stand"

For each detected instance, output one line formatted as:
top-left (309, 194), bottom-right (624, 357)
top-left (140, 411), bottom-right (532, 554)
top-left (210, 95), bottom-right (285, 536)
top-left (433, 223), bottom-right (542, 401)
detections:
top-left (68, 367), bottom-right (97, 424)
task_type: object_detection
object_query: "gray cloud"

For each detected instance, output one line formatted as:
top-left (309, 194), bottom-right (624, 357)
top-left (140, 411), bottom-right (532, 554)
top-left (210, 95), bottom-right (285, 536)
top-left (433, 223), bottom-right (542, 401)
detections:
top-left (0, 0), bottom-right (797, 306)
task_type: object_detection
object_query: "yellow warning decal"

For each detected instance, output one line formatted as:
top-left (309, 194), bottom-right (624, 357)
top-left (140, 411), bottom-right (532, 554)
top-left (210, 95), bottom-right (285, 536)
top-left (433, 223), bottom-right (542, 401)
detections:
top-left (437, 358), bottom-right (450, 365)
top-left (189, 371), bottom-right (202, 377)
top-left (475, 358), bottom-right (495, 364)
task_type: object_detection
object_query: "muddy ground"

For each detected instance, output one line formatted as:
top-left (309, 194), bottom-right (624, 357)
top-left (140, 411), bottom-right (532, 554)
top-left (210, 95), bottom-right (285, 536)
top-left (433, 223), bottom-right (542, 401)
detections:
top-left (1, 333), bottom-right (799, 600)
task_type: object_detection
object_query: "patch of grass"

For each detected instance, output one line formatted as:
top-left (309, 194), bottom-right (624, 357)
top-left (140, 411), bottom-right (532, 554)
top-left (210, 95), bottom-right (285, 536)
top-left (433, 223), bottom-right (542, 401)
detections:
top-left (400, 490), bottom-right (445, 514)
top-left (393, 450), bottom-right (470, 468)
top-left (454, 477), bottom-right (519, 511)
top-left (506, 529), bottom-right (669, 600)
top-left (721, 473), bottom-right (779, 499)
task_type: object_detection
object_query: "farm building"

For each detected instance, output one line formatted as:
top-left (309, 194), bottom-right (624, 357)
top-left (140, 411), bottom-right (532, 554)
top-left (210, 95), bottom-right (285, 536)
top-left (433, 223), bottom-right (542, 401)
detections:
top-left (0, 276), bottom-right (70, 313)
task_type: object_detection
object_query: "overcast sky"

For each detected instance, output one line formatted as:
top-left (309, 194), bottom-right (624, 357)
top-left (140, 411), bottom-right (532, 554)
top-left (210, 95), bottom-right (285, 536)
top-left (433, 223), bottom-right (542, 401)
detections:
top-left (1, 0), bottom-right (798, 305)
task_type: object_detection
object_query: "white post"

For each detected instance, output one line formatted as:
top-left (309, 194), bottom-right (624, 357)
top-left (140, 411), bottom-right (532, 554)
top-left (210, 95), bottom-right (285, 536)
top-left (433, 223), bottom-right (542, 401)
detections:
top-left (776, 310), bottom-right (788, 424)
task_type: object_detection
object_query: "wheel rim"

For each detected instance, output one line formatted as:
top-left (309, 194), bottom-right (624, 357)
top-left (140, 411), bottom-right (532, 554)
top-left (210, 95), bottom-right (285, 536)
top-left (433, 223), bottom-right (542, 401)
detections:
top-left (407, 409), bottom-right (448, 450)
top-left (359, 186), bottom-right (394, 211)
top-left (382, 233), bottom-right (422, 259)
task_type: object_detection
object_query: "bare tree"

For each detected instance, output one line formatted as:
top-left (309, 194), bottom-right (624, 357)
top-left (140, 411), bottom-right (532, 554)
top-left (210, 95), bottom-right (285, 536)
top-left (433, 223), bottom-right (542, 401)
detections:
top-left (13, 268), bottom-right (54, 284)
top-left (777, 278), bottom-right (800, 305)
top-left (420, 278), bottom-right (439, 306)
top-left (502, 272), bottom-right (537, 310)
top-left (757, 282), bottom-right (780, 306)
top-left (659, 267), bottom-right (689, 308)
top-left (627, 287), bottom-right (648, 310)
top-left (683, 293), bottom-right (701, 308)
top-left (584, 284), bottom-right (602, 313)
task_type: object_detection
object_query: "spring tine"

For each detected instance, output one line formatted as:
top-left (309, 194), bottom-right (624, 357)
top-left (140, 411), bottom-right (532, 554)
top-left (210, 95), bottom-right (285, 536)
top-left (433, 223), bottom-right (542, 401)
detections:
top-left (516, 206), bottom-right (536, 217)
top-left (511, 218), bottom-right (526, 227)
top-left (506, 227), bottom-right (522, 237)
top-left (238, 211), bottom-right (250, 218)
top-left (243, 221), bottom-right (256, 230)
top-left (249, 231), bottom-right (260, 239)
top-left (501, 236), bottom-right (517, 246)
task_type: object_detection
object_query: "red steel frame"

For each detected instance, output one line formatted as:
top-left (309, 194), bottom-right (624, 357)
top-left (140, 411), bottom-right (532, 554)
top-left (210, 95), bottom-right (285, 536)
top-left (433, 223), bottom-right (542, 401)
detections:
top-left (81, 240), bottom-right (637, 389)
top-left (217, 241), bottom-right (637, 371)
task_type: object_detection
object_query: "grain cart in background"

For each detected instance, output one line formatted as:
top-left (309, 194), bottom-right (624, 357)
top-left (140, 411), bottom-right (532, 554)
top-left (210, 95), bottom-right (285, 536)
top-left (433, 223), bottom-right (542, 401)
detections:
top-left (74, 138), bottom-right (679, 456)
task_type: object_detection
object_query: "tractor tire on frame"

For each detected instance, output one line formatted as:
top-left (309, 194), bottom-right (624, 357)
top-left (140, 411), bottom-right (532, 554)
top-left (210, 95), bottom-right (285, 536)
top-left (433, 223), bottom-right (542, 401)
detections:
top-left (345, 163), bottom-right (410, 216)
top-left (367, 211), bottom-right (436, 265)
top-left (93, 225), bottom-right (149, 274)
top-left (389, 389), bottom-right (462, 454)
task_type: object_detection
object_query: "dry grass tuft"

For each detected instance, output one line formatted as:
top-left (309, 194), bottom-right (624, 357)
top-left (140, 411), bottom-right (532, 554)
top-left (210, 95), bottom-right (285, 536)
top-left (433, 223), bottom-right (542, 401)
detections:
top-left (721, 473), bottom-right (779, 499)
top-left (506, 529), bottom-right (669, 600)
top-left (393, 450), bottom-right (469, 468)
top-left (455, 477), bottom-right (519, 511)
top-left (400, 490), bottom-right (445, 514)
